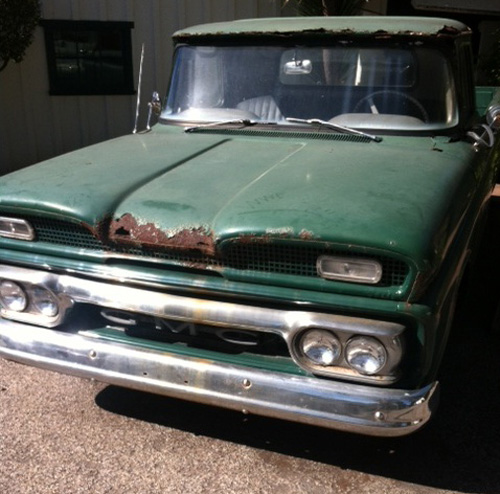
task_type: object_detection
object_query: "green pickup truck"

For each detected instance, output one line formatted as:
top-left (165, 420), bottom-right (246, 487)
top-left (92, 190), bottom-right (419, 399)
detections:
top-left (0, 16), bottom-right (499, 436)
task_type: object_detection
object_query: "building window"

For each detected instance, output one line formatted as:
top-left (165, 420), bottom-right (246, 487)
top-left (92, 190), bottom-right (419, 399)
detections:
top-left (42, 20), bottom-right (135, 95)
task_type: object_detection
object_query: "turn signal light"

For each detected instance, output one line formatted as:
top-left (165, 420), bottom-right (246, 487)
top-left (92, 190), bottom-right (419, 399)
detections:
top-left (0, 217), bottom-right (35, 241)
top-left (317, 255), bottom-right (382, 284)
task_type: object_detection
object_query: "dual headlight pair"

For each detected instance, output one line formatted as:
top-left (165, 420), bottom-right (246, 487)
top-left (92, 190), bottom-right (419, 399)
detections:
top-left (0, 280), bottom-right (59, 317)
top-left (296, 329), bottom-right (389, 377)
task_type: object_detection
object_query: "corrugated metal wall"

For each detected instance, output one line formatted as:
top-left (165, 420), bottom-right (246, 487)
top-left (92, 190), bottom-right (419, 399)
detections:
top-left (0, 0), bottom-right (282, 174)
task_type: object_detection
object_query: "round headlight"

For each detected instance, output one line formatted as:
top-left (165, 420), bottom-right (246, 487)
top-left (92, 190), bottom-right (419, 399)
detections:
top-left (31, 286), bottom-right (59, 317)
top-left (300, 329), bottom-right (341, 366)
top-left (0, 280), bottom-right (28, 312)
top-left (345, 336), bottom-right (387, 375)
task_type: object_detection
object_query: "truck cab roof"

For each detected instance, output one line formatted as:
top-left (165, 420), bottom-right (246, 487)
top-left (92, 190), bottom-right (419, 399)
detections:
top-left (174, 16), bottom-right (470, 41)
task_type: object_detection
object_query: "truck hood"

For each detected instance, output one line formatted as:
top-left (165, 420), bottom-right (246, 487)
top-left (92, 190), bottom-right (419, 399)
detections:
top-left (0, 126), bottom-right (477, 270)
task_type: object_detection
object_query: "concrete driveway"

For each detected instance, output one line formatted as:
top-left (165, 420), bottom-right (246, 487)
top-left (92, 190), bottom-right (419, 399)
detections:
top-left (1, 322), bottom-right (500, 494)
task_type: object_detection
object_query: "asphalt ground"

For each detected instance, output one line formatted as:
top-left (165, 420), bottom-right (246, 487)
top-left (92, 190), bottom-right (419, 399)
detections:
top-left (1, 203), bottom-right (500, 494)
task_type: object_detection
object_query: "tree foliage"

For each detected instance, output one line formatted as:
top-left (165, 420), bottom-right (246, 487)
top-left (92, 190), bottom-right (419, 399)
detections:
top-left (284, 0), bottom-right (368, 16)
top-left (0, 0), bottom-right (41, 72)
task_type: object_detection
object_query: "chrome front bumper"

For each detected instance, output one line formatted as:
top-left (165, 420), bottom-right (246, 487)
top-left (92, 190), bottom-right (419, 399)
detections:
top-left (0, 319), bottom-right (438, 436)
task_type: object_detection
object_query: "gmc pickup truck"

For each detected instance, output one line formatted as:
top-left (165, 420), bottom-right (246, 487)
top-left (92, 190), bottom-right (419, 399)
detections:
top-left (0, 16), bottom-right (499, 436)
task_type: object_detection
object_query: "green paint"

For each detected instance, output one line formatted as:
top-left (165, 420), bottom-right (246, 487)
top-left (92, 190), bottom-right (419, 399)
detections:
top-left (0, 125), bottom-right (487, 301)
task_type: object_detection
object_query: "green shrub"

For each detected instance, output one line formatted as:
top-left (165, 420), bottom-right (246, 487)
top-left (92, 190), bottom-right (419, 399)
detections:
top-left (0, 0), bottom-right (41, 72)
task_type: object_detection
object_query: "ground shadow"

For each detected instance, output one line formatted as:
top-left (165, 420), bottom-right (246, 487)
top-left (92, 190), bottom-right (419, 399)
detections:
top-left (95, 202), bottom-right (500, 494)
top-left (95, 329), bottom-right (500, 493)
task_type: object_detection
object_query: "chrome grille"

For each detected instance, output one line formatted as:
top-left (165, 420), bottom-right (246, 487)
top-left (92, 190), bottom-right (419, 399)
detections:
top-left (27, 216), bottom-right (409, 286)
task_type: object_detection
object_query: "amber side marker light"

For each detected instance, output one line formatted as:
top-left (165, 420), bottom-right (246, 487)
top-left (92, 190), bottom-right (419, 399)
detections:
top-left (317, 255), bottom-right (382, 284)
top-left (0, 217), bottom-right (35, 241)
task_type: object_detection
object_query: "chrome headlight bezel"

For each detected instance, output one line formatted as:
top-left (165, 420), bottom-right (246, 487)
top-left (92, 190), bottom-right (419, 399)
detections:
top-left (0, 280), bottom-right (28, 312)
top-left (31, 286), bottom-right (60, 317)
top-left (291, 325), bottom-right (403, 385)
top-left (299, 329), bottom-right (342, 367)
top-left (345, 336), bottom-right (388, 376)
top-left (0, 277), bottom-right (73, 327)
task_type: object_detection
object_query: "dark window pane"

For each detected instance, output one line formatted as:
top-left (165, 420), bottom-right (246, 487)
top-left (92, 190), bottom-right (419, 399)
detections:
top-left (42, 20), bottom-right (135, 96)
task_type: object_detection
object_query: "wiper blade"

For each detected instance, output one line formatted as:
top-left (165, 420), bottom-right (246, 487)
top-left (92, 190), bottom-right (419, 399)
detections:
top-left (185, 119), bottom-right (257, 133)
top-left (286, 117), bottom-right (382, 142)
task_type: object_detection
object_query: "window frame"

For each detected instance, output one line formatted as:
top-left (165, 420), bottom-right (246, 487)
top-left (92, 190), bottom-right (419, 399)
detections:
top-left (42, 19), bottom-right (135, 96)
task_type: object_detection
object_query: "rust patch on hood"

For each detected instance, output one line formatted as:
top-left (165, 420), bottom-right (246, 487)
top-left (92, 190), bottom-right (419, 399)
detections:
top-left (237, 228), bottom-right (316, 244)
top-left (237, 234), bottom-right (272, 244)
top-left (299, 229), bottom-right (315, 240)
top-left (80, 215), bottom-right (112, 241)
top-left (109, 213), bottom-right (216, 256)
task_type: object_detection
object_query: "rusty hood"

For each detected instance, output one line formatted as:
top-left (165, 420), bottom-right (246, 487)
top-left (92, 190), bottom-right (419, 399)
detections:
top-left (0, 126), bottom-right (477, 270)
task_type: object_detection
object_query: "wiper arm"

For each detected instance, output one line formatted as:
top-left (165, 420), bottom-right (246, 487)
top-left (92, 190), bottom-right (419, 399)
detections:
top-left (286, 117), bottom-right (382, 143)
top-left (185, 119), bottom-right (257, 133)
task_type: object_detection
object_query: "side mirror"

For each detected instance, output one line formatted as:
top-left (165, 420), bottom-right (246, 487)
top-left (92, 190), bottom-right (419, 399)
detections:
top-left (146, 91), bottom-right (162, 130)
top-left (486, 104), bottom-right (500, 131)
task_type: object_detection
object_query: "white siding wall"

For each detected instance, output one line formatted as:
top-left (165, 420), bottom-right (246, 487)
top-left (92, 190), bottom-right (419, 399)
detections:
top-left (0, 0), bottom-right (282, 174)
top-left (0, 0), bottom-right (386, 174)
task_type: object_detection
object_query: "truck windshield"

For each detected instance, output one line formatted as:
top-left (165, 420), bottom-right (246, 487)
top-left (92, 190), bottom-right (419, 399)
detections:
top-left (161, 44), bottom-right (457, 132)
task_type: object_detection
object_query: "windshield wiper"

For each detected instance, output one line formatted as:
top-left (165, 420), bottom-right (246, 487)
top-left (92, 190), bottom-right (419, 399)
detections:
top-left (185, 119), bottom-right (257, 133)
top-left (286, 117), bottom-right (382, 143)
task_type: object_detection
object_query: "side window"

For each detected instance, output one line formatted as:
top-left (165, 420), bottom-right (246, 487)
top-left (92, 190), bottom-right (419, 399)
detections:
top-left (477, 21), bottom-right (500, 86)
top-left (42, 20), bottom-right (135, 96)
top-left (459, 43), bottom-right (475, 115)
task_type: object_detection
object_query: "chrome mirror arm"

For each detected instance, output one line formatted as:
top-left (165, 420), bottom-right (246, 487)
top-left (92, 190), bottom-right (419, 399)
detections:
top-left (146, 91), bottom-right (162, 131)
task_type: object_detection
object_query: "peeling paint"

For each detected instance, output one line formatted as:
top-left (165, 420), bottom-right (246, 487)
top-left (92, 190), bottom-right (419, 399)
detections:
top-left (299, 229), bottom-right (315, 240)
top-left (238, 229), bottom-right (315, 242)
top-left (236, 234), bottom-right (272, 244)
top-left (110, 213), bottom-right (216, 256)
top-left (174, 18), bottom-right (470, 42)
top-left (437, 25), bottom-right (462, 37)
top-left (265, 227), bottom-right (294, 236)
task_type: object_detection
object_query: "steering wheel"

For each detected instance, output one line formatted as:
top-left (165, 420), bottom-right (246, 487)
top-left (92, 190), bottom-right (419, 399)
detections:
top-left (353, 90), bottom-right (429, 123)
